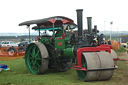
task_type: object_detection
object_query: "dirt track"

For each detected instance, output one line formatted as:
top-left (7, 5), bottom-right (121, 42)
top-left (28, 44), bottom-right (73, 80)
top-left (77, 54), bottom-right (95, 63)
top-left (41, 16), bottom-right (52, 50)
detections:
top-left (0, 51), bottom-right (128, 61)
top-left (118, 51), bottom-right (128, 65)
top-left (0, 56), bottom-right (24, 61)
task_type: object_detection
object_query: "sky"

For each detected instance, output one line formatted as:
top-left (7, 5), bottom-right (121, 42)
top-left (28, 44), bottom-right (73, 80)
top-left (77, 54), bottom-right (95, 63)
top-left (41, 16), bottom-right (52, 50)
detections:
top-left (0, 0), bottom-right (128, 33)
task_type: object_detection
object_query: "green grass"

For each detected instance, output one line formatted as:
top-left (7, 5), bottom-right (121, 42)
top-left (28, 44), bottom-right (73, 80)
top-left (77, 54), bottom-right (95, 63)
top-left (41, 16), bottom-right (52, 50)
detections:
top-left (0, 58), bottom-right (128, 85)
top-left (115, 46), bottom-right (126, 54)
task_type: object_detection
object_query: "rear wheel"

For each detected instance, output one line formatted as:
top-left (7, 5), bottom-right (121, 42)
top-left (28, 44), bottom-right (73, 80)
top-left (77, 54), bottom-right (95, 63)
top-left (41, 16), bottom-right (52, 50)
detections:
top-left (7, 47), bottom-right (17, 57)
top-left (25, 43), bottom-right (49, 74)
top-left (76, 52), bottom-right (114, 81)
top-left (18, 47), bottom-right (26, 56)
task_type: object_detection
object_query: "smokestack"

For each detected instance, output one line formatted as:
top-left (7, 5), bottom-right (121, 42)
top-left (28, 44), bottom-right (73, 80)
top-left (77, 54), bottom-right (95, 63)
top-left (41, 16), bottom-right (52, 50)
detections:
top-left (94, 25), bottom-right (97, 34)
top-left (87, 17), bottom-right (92, 34)
top-left (76, 9), bottom-right (83, 43)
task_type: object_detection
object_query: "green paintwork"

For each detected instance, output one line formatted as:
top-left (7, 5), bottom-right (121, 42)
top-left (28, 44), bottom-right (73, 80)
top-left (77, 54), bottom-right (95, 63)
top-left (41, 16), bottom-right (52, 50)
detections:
top-left (25, 23), bottom-right (77, 74)
top-left (52, 24), bottom-right (55, 39)
top-left (55, 39), bottom-right (65, 49)
top-left (65, 33), bottom-right (73, 42)
top-left (76, 55), bottom-right (87, 81)
top-left (25, 43), bottom-right (42, 74)
top-left (39, 37), bottom-right (51, 44)
top-left (61, 46), bottom-right (75, 58)
top-left (55, 30), bottom-right (63, 37)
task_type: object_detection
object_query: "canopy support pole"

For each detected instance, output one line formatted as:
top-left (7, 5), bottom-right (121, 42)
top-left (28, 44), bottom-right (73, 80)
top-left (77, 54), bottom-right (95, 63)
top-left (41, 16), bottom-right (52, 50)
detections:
top-left (27, 26), bottom-right (30, 43)
top-left (63, 24), bottom-right (65, 33)
top-left (52, 23), bottom-right (55, 39)
top-left (39, 27), bottom-right (40, 37)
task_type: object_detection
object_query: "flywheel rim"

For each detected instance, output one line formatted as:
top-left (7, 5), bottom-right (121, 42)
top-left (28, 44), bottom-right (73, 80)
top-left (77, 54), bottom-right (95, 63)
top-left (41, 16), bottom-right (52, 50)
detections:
top-left (25, 44), bottom-right (42, 74)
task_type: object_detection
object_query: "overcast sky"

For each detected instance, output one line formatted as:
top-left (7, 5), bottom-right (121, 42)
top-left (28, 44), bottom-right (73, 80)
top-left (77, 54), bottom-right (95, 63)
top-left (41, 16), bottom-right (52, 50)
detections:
top-left (0, 0), bottom-right (128, 33)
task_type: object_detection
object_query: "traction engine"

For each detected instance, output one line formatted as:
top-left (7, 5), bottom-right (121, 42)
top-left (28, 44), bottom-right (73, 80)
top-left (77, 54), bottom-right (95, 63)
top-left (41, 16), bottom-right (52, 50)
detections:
top-left (19, 9), bottom-right (118, 81)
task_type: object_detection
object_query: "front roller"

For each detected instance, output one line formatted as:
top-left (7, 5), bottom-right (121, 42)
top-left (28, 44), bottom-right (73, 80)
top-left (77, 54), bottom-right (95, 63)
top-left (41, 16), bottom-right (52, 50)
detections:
top-left (110, 49), bottom-right (118, 65)
top-left (76, 52), bottom-right (115, 81)
top-left (25, 42), bottom-right (49, 74)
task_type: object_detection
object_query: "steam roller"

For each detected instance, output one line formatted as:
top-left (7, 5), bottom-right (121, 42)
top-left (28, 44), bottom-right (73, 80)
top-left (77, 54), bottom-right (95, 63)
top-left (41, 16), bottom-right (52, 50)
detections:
top-left (19, 9), bottom-right (118, 81)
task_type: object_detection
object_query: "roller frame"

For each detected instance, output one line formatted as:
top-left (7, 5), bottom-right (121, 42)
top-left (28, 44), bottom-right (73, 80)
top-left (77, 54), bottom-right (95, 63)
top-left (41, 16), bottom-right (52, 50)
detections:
top-left (98, 44), bottom-right (119, 62)
top-left (72, 47), bottom-right (113, 71)
top-left (98, 44), bottom-right (113, 49)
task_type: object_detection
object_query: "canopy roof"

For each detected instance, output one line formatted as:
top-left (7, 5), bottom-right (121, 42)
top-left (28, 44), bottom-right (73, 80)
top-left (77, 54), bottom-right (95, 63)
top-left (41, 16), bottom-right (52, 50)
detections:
top-left (32, 23), bottom-right (77, 31)
top-left (32, 25), bottom-right (61, 31)
top-left (19, 16), bottom-right (74, 26)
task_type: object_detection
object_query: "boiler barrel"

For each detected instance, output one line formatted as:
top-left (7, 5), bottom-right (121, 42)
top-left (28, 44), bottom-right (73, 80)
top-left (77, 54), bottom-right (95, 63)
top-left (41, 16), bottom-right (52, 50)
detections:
top-left (61, 47), bottom-right (75, 58)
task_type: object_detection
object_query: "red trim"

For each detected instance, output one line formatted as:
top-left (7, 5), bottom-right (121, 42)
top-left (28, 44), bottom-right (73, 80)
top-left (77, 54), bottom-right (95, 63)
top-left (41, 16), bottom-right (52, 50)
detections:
top-left (62, 33), bottom-right (65, 39)
top-left (61, 19), bottom-right (70, 24)
top-left (57, 42), bottom-right (62, 46)
top-left (35, 36), bottom-right (38, 41)
top-left (98, 44), bottom-right (113, 49)
top-left (73, 47), bottom-right (111, 71)
top-left (47, 18), bottom-right (73, 24)
top-left (113, 58), bottom-right (120, 61)
top-left (57, 33), bottom-right (65, 40)
top-left (47, 18), bottom-right (56, 23)
top-left (35, 36), bottom-right (40, 41)
top-left (72, 65), bottom-right (88, 71)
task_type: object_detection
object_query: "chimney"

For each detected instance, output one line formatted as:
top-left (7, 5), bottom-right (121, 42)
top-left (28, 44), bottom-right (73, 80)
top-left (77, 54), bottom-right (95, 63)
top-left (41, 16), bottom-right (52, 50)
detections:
top-left (87, 17), bottom-right (92, 34)
top-left (76, 9), bottom-right (83, 43)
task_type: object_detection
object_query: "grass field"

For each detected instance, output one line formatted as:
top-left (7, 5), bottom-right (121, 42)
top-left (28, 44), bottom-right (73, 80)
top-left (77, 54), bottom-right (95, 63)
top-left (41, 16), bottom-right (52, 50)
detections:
top-left (115, 46), bottom-right (126, 54)
top-left (0, 57), bottom-right (128, 85)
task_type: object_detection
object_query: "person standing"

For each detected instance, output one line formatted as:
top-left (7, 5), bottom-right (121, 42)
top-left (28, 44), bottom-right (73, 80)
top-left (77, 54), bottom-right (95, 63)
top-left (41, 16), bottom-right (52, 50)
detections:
top-left (108, 40), bottom-right (112, 45)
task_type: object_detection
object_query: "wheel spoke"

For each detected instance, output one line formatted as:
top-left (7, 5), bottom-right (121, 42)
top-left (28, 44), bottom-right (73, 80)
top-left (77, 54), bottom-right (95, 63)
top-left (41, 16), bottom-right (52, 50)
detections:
top-left (32, 47), bottom-right (36, 56)
top-left (30, 60), bottom-right (34, 66)
top-left (35, 50), bottom-right (41, 60)
top-left (32, 60), bottom-right (37, 68)
top-left (36, 63), bottom-right (41, 70)
top-left (29, 57), bottom-right (33, 60)
top-left (35, 50), bottom-right (39, 57)
top-left (29, 45), bottom-right (41, 71)
top-left (36, 57), bottom-right (42, 60)
top-left (30, 52), bottom-right (34, 58)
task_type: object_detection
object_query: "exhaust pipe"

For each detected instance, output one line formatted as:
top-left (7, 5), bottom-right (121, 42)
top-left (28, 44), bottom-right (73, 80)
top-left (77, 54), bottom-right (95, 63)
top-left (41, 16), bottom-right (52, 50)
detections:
top-left (76, 9), bottom-right (83, 43)
top-left (87, 17), bottom-right (92, 34)
top-left (94, 25), bottom-right (97, 34)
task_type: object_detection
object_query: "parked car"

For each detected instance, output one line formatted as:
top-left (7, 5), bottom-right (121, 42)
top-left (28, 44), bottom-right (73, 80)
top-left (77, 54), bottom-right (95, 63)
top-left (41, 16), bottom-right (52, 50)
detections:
top-left (18, 41), bottom-right (29, 56)
top-left (18, 41), bottom-right (29, 48)
top-left (0, 41), bottom-right (18, 47)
